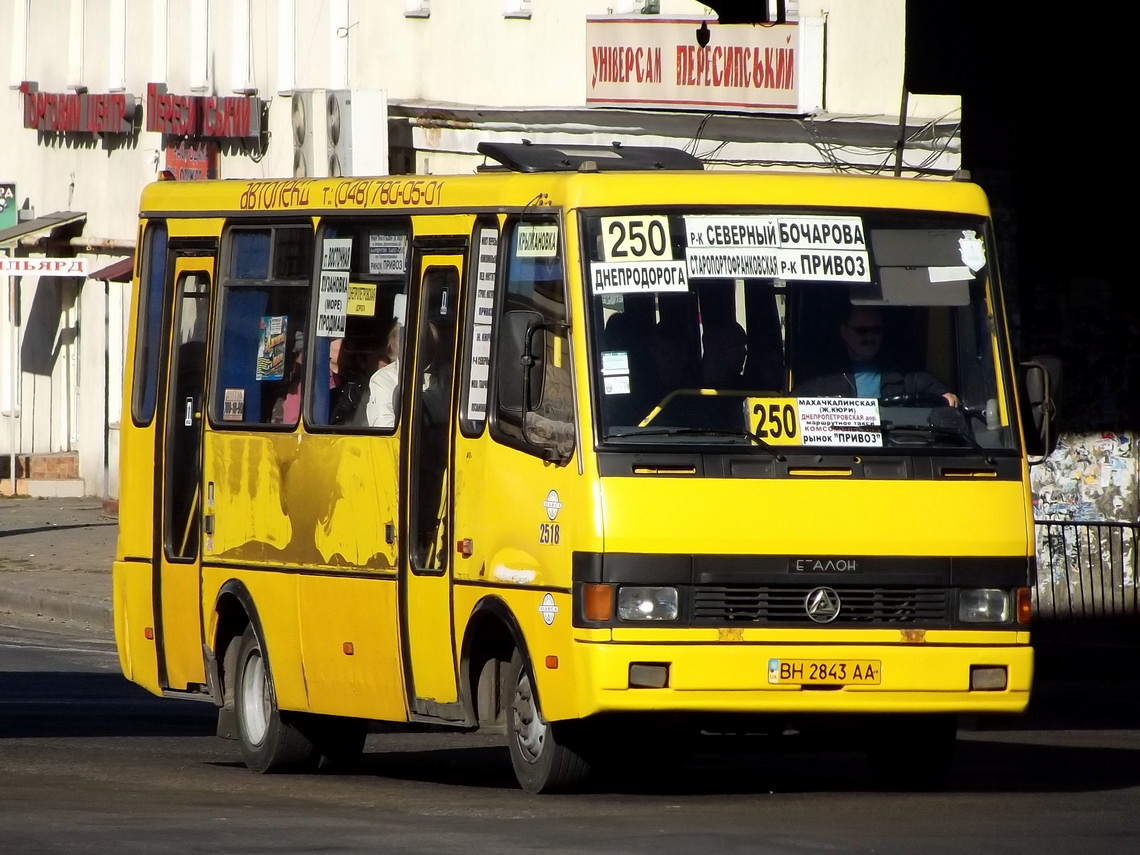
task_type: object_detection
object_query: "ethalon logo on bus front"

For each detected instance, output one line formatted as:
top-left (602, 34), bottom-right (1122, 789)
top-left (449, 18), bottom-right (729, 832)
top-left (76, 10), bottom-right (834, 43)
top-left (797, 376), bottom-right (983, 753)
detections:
top-left (790, 557), bottom-right (858, 573)
top-left (804, 587), bottom-right (842, 623)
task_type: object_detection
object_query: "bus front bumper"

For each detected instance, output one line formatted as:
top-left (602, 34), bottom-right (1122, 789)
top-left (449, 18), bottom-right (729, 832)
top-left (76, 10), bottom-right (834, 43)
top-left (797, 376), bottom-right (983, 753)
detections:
top-left (568, 637), bottom-right (1033, 718)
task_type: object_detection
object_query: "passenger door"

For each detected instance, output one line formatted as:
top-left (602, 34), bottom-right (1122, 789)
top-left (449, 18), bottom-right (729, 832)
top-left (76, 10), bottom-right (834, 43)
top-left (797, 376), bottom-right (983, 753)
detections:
top-left (156, 254), bottom-right (213, 691)
top-left (401, 250), bottom-right (463, 717)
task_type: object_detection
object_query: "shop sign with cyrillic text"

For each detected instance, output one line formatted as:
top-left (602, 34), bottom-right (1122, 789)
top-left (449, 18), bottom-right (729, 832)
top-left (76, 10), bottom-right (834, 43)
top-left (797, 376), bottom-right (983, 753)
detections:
top-left (585, 17), bottom-right (821, 113)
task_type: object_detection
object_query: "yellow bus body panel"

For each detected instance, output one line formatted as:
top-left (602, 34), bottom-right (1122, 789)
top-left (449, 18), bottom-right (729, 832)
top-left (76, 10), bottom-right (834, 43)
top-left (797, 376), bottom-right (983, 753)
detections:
top-left (200, 428), bottom-right (407, 719)
top-left (112, 559), bottom-right (160, 695)
top-left (294, 574), bottom-right (407, 721)
top-left (599, 477), bottom-right (1032, 558)
top-left (201, 566), bottom-right (306, 709)
top-left (202, 432), bottom-right (399, 571)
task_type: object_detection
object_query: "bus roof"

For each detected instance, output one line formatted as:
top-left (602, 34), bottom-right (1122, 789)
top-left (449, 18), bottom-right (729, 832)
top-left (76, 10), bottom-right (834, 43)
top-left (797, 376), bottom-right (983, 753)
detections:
top-left (139, 162), bottom-right (991, 220)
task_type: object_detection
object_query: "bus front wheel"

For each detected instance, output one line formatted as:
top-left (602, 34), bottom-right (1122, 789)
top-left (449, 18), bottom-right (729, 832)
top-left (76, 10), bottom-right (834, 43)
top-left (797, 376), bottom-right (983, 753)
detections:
top-left (503, 647), bottom-right (591, 794)
top-left (233, 626), bottom-right (319, 773)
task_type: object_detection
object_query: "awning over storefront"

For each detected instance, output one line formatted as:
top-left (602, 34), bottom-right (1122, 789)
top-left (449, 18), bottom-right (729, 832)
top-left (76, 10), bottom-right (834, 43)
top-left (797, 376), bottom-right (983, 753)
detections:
top-left (0, 211), bottom-right (87, 247)
top-left (88, 255), bottom-right (134, 282)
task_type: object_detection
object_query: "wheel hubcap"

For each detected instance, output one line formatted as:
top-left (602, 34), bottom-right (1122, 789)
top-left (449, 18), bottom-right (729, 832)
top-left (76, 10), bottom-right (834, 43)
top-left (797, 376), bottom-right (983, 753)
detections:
top-left (512, 670), bottom-right (545, 762)
top-left (239, 648), bottom-right (270, 746)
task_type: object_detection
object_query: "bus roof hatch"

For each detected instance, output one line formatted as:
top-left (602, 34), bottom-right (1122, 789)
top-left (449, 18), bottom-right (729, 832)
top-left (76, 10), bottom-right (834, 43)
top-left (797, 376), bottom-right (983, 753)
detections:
top-left (476, 142), bottom-right (704, 173)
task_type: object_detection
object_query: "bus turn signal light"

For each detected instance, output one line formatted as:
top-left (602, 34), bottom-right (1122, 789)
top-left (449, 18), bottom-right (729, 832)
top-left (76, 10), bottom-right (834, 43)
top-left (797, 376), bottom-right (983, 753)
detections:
top-left (1016, 587), bottom-right (1032, 624)
top-left (583, 583), bottom-right (615, 622)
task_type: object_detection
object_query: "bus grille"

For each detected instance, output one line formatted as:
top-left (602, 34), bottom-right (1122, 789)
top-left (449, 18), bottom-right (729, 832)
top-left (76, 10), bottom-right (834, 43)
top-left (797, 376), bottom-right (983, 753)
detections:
top-left (693, 585), bottom-right (949, 625)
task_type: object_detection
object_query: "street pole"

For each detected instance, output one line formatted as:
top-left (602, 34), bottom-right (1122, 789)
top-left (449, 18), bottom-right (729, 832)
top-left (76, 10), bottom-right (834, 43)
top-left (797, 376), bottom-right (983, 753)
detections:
top-left (5, 259), bottom-right (17, 497)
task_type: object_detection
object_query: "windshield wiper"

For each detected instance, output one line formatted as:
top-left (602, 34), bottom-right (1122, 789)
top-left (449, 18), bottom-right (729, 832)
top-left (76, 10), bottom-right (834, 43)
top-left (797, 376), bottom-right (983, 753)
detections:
top-left (607, 427), bottom-right (785, 460)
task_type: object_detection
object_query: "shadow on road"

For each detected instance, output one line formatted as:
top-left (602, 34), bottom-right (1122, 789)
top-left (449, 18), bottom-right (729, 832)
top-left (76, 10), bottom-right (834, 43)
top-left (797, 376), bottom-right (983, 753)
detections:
top-left (297, 730), bottom-right (1140, 797)
top-left (6, 642), bottom-right (1139, 798)
top-left (0, 522), bottom-right (117, 538)
top-left (0, 672), bottom-right (215, 739)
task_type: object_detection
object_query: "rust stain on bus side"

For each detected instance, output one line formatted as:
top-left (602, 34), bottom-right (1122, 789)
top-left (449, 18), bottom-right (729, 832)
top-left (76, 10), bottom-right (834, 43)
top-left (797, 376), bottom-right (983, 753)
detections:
top-left (211, 433), bottom-right (396, 572)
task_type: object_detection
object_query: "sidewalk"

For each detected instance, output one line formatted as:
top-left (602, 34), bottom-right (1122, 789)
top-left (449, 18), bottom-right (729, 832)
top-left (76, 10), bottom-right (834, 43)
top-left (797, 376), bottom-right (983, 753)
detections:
top-left (0, 496), bottom-right (116, 635)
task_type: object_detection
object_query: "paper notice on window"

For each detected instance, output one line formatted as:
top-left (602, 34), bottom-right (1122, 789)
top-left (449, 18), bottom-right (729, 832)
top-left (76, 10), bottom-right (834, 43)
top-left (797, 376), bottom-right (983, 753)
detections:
top-left (369, 232), bottom-right (407, 275)
top-left (255, 315), bottom-right (286, 380)
top-left (321, 238), bottom-right (352, 271)
top-left (795, 397), bottom-right (882, 446)
top-left (466, 326), bottom-right (492, 422)
top-left (347, 282), bottom-right (376, 316)
top-left (316, 272), bottom-right (349, 337)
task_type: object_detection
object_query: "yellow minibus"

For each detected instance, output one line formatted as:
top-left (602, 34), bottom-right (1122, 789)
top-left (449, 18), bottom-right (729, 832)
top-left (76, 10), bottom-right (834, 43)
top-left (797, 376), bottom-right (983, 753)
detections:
top-left (114, 143), bottom-right (1050, 792)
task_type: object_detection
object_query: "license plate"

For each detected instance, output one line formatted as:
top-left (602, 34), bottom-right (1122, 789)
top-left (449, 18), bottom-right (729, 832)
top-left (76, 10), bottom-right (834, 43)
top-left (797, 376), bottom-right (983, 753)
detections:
top-left (767, 659), bottom-right (881, 685)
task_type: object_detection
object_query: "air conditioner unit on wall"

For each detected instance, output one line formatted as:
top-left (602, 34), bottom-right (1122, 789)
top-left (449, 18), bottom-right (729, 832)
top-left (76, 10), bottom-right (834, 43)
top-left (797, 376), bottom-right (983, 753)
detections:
top-left (291, 89), bottom-right (329, 178)
top-left (326, 90), bottom-right (389, 177)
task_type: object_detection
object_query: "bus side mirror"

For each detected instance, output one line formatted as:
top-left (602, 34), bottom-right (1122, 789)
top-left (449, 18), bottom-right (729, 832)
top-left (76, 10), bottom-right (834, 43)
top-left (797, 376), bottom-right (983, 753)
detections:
top-left (498, 310), bottom-right (546, 414)
top-left (1019, 355), bottom-right (1061, 461)
top-left (498, 310), bottom-right (573, 464)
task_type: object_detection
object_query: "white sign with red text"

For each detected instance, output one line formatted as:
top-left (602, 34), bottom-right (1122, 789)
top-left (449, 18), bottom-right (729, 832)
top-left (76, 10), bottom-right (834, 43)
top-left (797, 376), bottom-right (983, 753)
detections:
top-left (586, 16), bottom-right (822, 113)
top-left (0, 257), bottom-right (89, 277)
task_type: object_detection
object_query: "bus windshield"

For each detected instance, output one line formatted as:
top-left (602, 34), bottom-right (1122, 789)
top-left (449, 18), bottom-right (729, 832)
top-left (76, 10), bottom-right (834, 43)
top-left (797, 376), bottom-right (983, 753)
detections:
top-left (584, 208), bottom-right (1016, 454)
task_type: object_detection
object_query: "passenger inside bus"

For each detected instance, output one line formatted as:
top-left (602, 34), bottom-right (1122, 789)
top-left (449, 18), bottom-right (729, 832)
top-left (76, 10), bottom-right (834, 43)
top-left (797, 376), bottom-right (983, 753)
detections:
top-left (365, 321), bottom-right (403, 429)
top-left (691, 320), bottom-right (751, 430)
top-left (795, 304), bottom-right (960, 406)
top-left (327, 337), bottom-right (377, 426)
top-left (701, 320), bottom-right (748, 388)
top-left (270, 330), bottom-right (305, 425)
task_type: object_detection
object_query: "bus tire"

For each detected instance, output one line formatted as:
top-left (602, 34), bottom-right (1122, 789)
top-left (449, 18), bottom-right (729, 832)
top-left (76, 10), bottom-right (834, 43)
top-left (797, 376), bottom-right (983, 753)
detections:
top-left (503, 647), bottom-right (590, 794)
top-left (233, 625), bottom-right (318, 773)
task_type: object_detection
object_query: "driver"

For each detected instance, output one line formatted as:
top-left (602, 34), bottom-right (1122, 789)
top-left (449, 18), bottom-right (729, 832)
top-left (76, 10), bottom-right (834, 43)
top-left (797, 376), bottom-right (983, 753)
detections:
top-left (796, 305), bottom-right (960, 407)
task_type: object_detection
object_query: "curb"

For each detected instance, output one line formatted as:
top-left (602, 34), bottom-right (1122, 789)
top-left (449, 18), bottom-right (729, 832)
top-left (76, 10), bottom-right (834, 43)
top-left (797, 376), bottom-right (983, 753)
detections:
top-left (0, 585), bottom-right (113, 635)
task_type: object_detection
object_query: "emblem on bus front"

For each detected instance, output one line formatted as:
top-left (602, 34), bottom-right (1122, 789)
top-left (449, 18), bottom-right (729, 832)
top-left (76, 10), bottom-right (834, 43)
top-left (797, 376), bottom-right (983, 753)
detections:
top-left (543, 490), bottom-right (563, 521)
top-left (539, 593), bottom-right (559, 626)
top-left (804, 587), bottom-right (841, 623)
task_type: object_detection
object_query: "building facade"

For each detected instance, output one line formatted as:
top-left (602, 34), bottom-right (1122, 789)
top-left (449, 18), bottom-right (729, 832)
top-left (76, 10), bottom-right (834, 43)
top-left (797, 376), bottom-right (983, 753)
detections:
top-left (2, 0), bottom-right (963, 498)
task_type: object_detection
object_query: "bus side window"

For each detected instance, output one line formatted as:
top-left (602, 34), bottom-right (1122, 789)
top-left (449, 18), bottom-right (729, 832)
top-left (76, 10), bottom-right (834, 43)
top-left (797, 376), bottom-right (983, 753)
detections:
top-left (491, 216), bottom-right (574, 460)
top-left (211, 225), bottom-right (313, 427)
top-left (131, 221), bottom-right (169, 425)
top-left (307, 219), bottom-right (411, 431)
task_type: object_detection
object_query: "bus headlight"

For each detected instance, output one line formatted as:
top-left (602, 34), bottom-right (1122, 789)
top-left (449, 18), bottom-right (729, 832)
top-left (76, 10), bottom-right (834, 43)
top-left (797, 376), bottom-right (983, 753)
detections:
top-left (617, 586), bottom-right (679, 621)
top-left (958, 588), bottom-right (1010, 623)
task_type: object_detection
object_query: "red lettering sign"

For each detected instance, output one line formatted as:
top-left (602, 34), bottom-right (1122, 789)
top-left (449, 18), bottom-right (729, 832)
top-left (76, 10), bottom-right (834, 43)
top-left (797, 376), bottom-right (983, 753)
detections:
top-left (19, 82), bottom-right (137, 134)
top-left (146, 83), bottom-right (262, 139)
top-left (585, 18), bottom-right (807, 112)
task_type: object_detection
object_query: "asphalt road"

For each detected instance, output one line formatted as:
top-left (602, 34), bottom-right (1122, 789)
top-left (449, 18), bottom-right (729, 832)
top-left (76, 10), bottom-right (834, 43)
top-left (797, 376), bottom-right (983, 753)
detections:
top-left (2, 615), bottom-right (1140, 855)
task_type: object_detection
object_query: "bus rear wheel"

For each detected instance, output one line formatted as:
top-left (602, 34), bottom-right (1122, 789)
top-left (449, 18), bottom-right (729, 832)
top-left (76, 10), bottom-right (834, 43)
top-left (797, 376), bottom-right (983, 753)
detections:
top-left (233, 626), bottom-right (319, 773)
top-left (503, 648), bottom-right (590, 794)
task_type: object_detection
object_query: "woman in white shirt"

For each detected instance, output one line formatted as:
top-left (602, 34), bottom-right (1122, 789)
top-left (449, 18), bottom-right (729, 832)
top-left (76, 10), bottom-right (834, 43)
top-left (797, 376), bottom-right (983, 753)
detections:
top-left (365, 322), bottom-right (403, 428)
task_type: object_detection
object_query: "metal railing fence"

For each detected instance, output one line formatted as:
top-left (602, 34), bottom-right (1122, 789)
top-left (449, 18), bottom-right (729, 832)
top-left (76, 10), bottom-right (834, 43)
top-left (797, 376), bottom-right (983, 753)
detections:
top-left (1034, 520), bottom-right (1140, 622)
